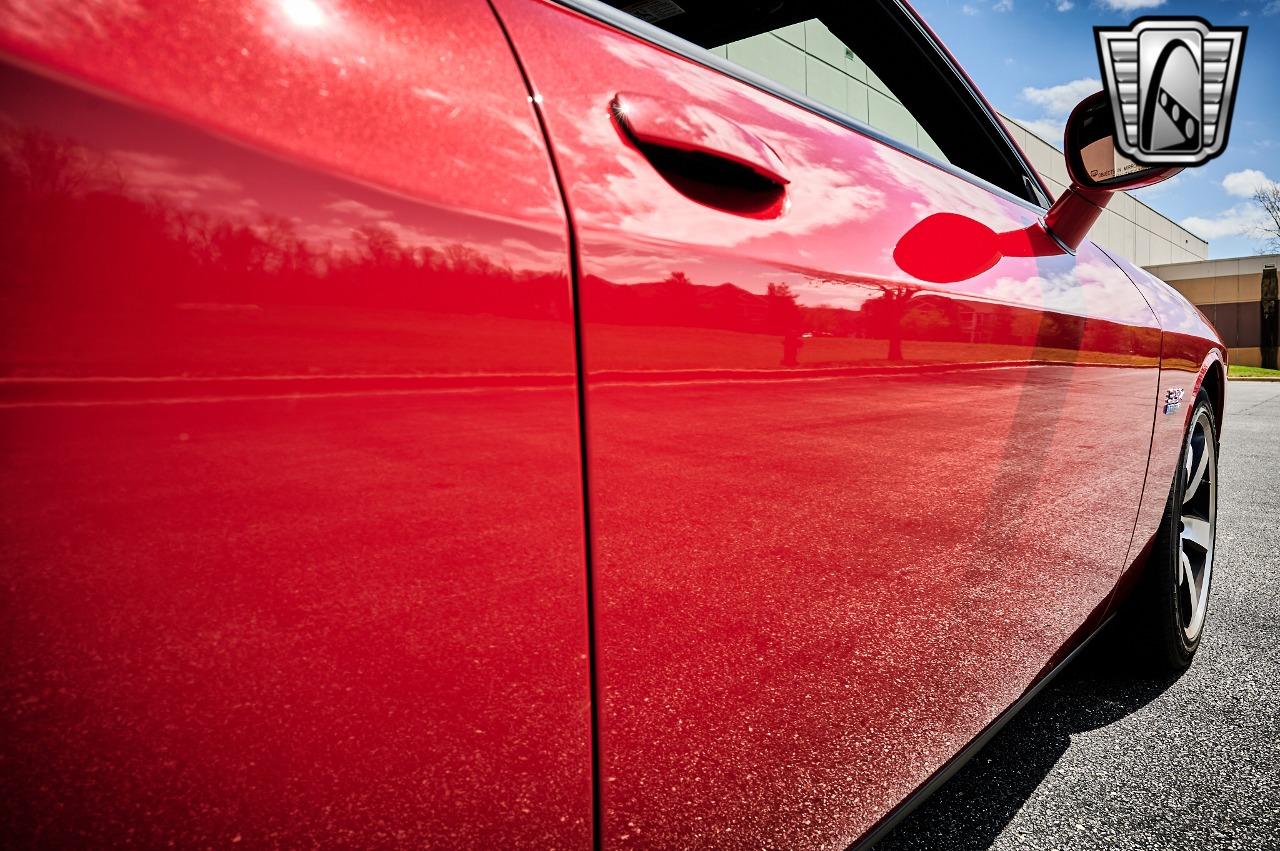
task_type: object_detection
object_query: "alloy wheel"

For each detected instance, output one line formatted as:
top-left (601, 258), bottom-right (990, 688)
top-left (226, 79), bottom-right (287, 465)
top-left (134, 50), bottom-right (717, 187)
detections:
top-left (1177, 407), bottom-right (1216, 643)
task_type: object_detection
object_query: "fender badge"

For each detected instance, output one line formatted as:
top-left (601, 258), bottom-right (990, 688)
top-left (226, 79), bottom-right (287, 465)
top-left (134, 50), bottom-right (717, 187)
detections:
top-left (1164, 387), bottom-right (1185, 414)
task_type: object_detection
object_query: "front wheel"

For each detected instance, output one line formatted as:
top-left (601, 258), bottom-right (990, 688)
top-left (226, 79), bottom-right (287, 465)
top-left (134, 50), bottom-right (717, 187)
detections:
top-left (1129, 389), bottom-right (1219, 672)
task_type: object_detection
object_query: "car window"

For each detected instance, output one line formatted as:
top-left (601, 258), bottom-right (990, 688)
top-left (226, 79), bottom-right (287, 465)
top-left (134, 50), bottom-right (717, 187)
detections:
top-left (605, 0), bottom-right (1046, 205)
top-left (709, 20), bottom-right (949, 164)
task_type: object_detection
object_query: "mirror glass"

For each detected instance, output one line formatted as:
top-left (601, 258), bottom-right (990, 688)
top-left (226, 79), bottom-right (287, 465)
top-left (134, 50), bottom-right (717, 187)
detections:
top-left (1066, 93), bottom-right (1173, 189)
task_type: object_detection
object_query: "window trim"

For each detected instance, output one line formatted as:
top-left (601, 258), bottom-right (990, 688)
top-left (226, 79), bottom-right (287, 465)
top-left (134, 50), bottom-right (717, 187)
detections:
top-left (544, 0), bottom-right (1055, 213)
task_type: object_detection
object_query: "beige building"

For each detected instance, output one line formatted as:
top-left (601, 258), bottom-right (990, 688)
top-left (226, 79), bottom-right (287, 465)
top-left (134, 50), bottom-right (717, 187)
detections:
top-left (1145, 256), bottom-right (1280, 368)
top-left (715, 20), bottom-right (1209, 268)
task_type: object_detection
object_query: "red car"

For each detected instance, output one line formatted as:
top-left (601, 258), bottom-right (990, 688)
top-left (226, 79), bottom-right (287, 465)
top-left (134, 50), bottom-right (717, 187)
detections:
top-left (0, 0), bottom-right (1224, 847)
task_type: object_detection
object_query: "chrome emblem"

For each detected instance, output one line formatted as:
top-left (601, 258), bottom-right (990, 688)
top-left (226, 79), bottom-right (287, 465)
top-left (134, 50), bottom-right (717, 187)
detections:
top-left (1095, 18), bottom-right (1246, 166)
top-left (1164, 387), bottom-right (1186, 415)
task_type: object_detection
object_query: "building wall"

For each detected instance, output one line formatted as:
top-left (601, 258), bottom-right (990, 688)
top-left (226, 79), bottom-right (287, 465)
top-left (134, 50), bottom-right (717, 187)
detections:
top-left (712, 21), bottom-right (948, 162)
top-left (1145, 255), bottom-right (1280, 367)
top-left (714, 21), bottom-right (1208, 268)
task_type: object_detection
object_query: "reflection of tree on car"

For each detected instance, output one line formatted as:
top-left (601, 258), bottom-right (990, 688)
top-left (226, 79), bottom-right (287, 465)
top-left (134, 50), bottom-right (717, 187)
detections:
top-left (765, 282), bottom-right (802, 366)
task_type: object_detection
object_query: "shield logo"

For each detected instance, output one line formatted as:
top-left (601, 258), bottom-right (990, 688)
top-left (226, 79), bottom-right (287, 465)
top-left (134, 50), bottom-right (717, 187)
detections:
top-left (1095, 18), bottom-right (1246, 166)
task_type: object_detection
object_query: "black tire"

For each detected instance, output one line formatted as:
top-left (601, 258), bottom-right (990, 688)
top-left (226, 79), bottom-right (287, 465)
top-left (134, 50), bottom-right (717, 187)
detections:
top-left (1125, 388), bottom-right (1219, 673)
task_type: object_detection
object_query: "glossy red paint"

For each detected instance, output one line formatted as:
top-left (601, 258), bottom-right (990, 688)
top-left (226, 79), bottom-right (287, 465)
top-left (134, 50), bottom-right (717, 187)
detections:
top-left (1104, 254), bottom-right (1228, 577)
top-left (1, 0), bottom-right (1228, 848)
top-left (0, 2), bottom-right (591, 847)
top-left (487, 1), bottom-right (1202, 847)
top-left (1044, 183), bottom-right (1111, 251)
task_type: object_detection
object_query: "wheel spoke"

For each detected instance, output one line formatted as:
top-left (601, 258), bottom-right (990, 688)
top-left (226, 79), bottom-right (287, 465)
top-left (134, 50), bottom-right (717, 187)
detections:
top-left (1177, 550), bottom-right (1198, 624)
top-left (1183, 435), bottom-right (1209, 504)
top-left (1174, 410), bottom-right (1216, 641)
top-left (1181, 516), bottom-right (1213, 551)
top-left (1180, 550), bottom-right (1197, 597)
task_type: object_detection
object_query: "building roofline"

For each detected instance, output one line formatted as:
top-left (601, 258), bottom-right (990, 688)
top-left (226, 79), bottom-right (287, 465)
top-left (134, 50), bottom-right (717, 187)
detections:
top-left (1145, 252), bottom-right (1280, 268)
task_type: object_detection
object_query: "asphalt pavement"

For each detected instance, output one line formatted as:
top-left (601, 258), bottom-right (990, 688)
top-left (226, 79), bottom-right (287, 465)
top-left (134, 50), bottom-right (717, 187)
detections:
top-left (880, 380), bottom-right (1280, 851)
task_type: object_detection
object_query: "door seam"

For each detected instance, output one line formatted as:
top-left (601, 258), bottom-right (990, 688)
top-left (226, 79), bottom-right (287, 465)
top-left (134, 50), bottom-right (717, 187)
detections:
top-left (1093, 243), bottom-right (1166, 602)
top-left (483, 3), bottom-right (602, 848)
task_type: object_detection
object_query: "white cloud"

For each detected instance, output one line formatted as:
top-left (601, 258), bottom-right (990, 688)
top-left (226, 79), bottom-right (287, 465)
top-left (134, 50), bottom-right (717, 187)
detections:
top-left (109, 150), bottom-right (243, 202)
top-left (993, 0), bottom-right (1013, 11)
top-left (985, 263), bottom-right (1154, 325)
top-left (1221, 169), bottom-right (1277, 198)
top-left (1181, 204), bottom-right (1266, 240)
top-left (1097, 0), bottom-right (1165, 10)
top-left (1021, 78), bottom-right (1101, 115)
top-left (325, 199), bottom-right (392, 220)
top-left (1263, 0), bottom-right (1279, 14)
top-left (1056, 0), bottom-right (1074, 9)
top-left (1009, 116), bottom-right (1066, 143)
top-left (962, 3), bottom-right (981, 14)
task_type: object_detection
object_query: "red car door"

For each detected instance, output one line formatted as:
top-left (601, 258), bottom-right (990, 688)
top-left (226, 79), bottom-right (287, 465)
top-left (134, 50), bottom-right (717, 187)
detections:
top-left (0, 1), bottom-right (591, 846)
top-left (493, 1), bottom-right (1162, 847)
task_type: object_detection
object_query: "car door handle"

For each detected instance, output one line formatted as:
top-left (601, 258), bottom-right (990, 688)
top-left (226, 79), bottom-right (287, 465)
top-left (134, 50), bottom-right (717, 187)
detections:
top-left (611, 92), bottom-right (790, 187)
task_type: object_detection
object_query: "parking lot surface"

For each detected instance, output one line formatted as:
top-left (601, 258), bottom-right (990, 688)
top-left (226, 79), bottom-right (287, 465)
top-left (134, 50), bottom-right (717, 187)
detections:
top-left (882, 380), bottom-right (1280, 851)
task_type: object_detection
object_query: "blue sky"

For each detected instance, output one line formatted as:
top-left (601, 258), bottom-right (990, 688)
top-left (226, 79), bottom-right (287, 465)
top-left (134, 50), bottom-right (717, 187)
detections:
top-left (912, 0), bottom-right (1280, 258)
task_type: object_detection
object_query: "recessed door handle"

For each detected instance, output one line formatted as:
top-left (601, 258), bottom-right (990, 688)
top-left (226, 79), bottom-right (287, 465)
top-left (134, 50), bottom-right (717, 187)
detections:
top-left (611, 92), bottom-right (789, 187)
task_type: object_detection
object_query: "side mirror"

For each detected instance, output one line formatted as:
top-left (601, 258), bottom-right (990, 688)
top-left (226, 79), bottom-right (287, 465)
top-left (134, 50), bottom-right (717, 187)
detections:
top-left (1044, 91), bottom-right (1181, 250)
top-left (894, 92), bottom-right (1185, 282)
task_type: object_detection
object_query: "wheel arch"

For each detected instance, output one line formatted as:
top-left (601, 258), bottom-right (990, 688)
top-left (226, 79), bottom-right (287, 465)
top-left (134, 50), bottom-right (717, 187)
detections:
top-left (1196, 353), bottom-right (1226, 442)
